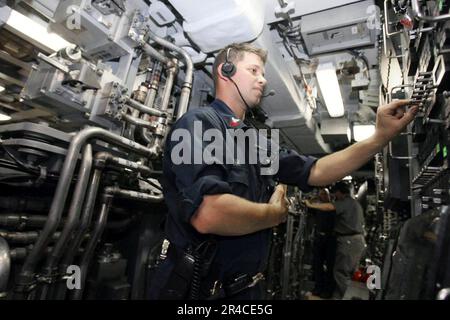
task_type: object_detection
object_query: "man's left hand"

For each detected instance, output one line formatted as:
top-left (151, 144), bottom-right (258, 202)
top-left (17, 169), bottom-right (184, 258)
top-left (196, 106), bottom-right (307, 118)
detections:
top-left (374, 99), bottom-right (418, 144)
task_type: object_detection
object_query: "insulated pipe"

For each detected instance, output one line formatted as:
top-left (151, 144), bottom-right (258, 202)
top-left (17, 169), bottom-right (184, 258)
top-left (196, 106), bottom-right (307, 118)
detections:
top-left (0, 237), bottom-right (10, 297)
top-left (15, 128), bottom-right (158, 298)
top-left (121, 113), bottom-right (158, 130)
top-left (71, 193), bottom-right (113, 300)
top-left (147, 31), bottom-right (193, 119)
top-left (142, 42), bottom-right (172, 66)
top-left (126, 97), bottom-right (168, 117)
top-left (39, 144), bottom-right (93, 300)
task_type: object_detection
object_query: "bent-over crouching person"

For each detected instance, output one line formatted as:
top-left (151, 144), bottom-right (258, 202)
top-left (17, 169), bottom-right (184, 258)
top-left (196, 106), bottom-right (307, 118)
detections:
top-left (148, 42), bottom-right (418, 300)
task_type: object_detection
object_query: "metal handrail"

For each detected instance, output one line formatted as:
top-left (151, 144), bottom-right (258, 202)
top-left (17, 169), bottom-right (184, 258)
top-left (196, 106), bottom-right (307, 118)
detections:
top-left (412, 0), bottom-right (450, 22)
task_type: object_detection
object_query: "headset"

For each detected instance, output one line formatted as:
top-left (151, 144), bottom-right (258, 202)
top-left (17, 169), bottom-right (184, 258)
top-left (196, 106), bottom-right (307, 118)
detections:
top-left (221, 47), bottom-right (236, 78)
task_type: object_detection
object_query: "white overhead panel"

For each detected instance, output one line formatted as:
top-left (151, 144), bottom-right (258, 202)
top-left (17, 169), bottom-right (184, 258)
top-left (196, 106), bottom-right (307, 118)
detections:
top-left (300, 0), bottom-right (377, 55)
top-left (168, 0), bottom-right (265, 52)
top-left (265, 0), bottom-right (362, 24)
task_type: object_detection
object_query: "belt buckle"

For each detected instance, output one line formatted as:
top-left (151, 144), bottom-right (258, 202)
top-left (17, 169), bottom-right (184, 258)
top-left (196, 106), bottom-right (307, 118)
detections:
top-left (249, 272), bottom-right (264, 287)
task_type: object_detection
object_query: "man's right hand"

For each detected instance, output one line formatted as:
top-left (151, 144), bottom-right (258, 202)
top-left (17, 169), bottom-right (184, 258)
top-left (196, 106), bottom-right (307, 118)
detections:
top-left (268, 184), bottom-right (289, 224)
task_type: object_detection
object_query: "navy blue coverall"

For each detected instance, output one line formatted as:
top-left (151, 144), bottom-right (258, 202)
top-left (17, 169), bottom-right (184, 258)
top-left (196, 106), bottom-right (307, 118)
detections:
top-left (149, 99), bottom-right (317, 299)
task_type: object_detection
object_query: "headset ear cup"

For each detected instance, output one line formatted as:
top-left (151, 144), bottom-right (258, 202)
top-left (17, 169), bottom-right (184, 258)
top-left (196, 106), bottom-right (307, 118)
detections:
top-left (221, 62), bottom-right (236, 78)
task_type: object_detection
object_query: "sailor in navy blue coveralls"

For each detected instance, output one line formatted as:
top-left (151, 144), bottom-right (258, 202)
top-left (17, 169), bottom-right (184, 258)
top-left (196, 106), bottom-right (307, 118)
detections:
top-left (149, 99), bottom-right (317, 299)
top-left (147, 41), bottom-right (417, 300)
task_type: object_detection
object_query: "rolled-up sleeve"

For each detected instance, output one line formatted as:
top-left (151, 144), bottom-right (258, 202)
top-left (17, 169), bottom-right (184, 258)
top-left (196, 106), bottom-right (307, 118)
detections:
top-left (274, 148), bottom-right (318, 192)
top-left (165, 110), bottom-right (232, 223)
top-left (175, 164), bottom-right (231, 223)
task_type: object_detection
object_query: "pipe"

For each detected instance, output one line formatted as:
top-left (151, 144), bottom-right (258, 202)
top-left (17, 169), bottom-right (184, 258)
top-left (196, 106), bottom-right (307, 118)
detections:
top-left (53, 151), bottom-right (160, 299)
top-left (142, 43), bottom-right (172, 66)
top-left (126, 97), bottom-right (168, 117)
top-left (9, 246), bottom-right (84, 262)
top-left (15, 127), bottom-right (158, 298)
top-left (139, 60), bottom-right (177, 150)
top-left (141, 59), bottom-right (178, 150)
top-left (71, 185), bottom-right (162, 299)
top-left (147, 31), bottom-right (193, 119)
top-left (125, 108), bottom-right (141, 140)
top-left (121, 113), bottom-right (158, 130)
top-left (142, 63), bottom-right (163, 144)
top-left (39, 144), bottom-right (93, 299)
top-left (104, 186), bottom-right (164, 203)
top-left (144, 62), bottom-right (162, 108)
top-left (95, 152), bottom-right (157, 177)
top-left (412, 0), bottom-right (450, 22)
top-left (160, 60), bottom-right (178, 112)
top-left (0, 237), bottom-right (10, 297)
top-left (71, 193), bottom-right (113, 300)
top-left (0, 215), bottom-right (53, 229)
top-left (0, 230), bottom-right (61, 244)
top-left (54, 168), bottom-right (102, 300)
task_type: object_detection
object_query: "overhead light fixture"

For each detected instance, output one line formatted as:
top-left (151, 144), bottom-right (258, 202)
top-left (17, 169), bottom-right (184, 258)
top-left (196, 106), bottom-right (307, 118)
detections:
top-left (0, 111), bottom-right (11, 122)
top-left (353, 124), bottom-right (375, 142)
top-left (4, 9), bottom-right (71, 52)
top-left (316, 62), bottom-right (345, 117)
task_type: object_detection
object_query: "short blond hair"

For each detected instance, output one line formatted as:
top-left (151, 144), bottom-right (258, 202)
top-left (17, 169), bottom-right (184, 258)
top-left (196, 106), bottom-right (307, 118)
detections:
top-left (213, 43), bottom-right (267, 87)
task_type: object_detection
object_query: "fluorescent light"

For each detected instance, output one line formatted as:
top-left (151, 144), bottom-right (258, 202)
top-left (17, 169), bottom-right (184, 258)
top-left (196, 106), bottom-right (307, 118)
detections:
top-left (5, 10), bottom-right (71, 52)
top-left (0, 112), bottom-right (11, 122)
top-left (0, 85), bottom-right (5, 93)
top-left (353, 124), bottom-right (375, 142)
top-left (316, 62), bottom-right (345, 117)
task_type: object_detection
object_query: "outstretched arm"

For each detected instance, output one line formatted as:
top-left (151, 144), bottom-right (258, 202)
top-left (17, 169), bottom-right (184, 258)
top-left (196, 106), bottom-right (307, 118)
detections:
top-left (308, 100), bottom-right (418, 186)
top-left (304, 200), bottom-right (335, 212)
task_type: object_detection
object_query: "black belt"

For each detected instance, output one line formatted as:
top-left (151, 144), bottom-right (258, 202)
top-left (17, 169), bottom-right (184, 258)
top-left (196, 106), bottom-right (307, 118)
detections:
top-left (208, 272), bottom-right (265, 300)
